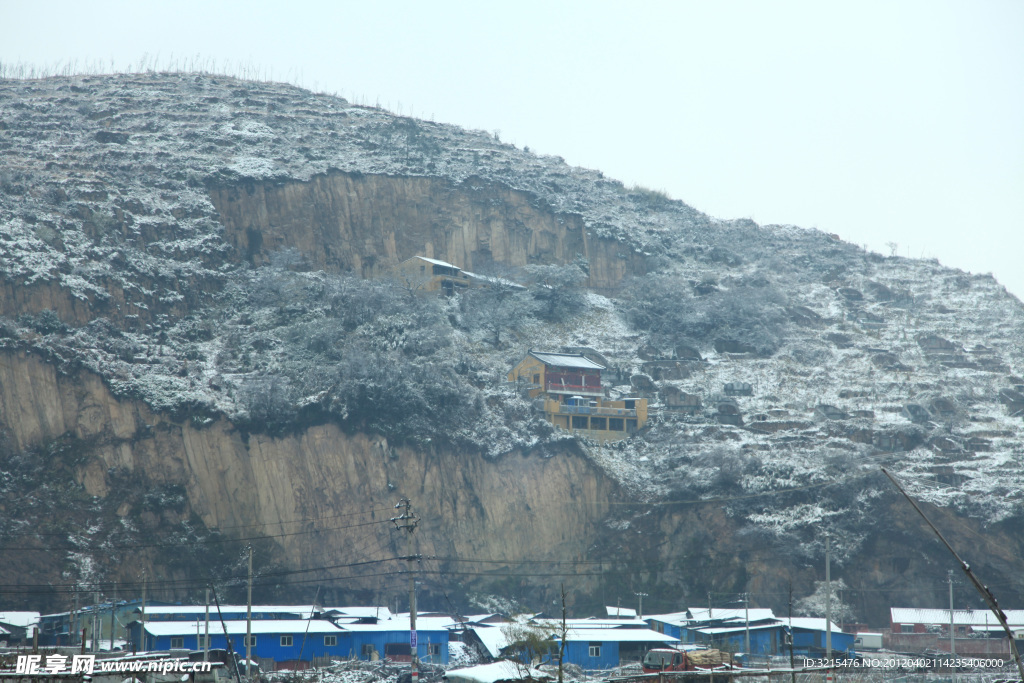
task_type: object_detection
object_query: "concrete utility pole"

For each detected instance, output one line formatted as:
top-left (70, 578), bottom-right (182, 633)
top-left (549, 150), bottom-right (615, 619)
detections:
top-left (204, 588), bottom-right (211, 662)
top-left (788, 583), bottom-right (796, 683)
top-left (635, 592), bottom-right (648, 621)
top-left (744, 592), bottom-right (750, 655)
top-left (246, 546), bottom-right (253, 680)
top-left (110, 583), bottom-right (117, 651)
top-left (73, 590), bottom-right (79, 647)
top-left (93, 590), bottom-right (100, 653)
top-left (949, 570), bottom-right (955, 656)
top-left (825, 535), bottom-right (832, 660)
top-left (140, 571), bottom-right (147, 652)
top-left (392, 499), bottom-right (420, 683)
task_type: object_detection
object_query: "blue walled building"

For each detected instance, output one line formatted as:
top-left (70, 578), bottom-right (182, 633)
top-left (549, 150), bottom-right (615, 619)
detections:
top-left (787, 618), bottom-right (856, 657)
top-left (685, 622), bottom-right (786, 656)
top-left (128, 619), bottom-right (346, 664)
top-left (339, 617), bottom-right (450, 665)
top-left (647, 608), bottom-right (778, 644)
top-left (678, 618), bottom-right (856, 658)
top-left (127, 616), bottom-right (451, 667)
top-left (550, 628), bottom-right (679, 671)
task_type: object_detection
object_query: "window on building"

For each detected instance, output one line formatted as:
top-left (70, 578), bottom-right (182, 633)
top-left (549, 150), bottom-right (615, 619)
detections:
top-left (571, 416), bottom-right (588, 429)
top-left (244, 636), bottom-right (257, 647)
top-left (427, 643), bottom-right (441, 656)
top-left (589, 643), bottom-right (602, 658)
top-left (196, 635), bottom-right (209, 649)
top-left (324, 635), bottom-right (337, 647)
top-left (609, 418), bottom-right (624, 431)
top-left (362, 644), bottom-right (377, 657)
top-left (590, 417), bottom-right (607, 430)
top-left (533, 374), bottom-right (540, 385)
top-left (281, 635), bottom-right (293, 647)
top-left (627, 419), bottom-right (638, 433)
top-left (170, 637), bottom-right (184, 649)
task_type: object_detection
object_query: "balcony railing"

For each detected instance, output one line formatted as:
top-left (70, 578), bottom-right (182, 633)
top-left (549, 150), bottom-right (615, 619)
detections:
top-left (545, 382), bottom-right (602, 395)
top-left (553, 404), bottom-right (638, 418)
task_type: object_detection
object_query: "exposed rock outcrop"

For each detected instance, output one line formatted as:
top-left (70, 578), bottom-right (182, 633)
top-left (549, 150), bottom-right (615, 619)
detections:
top-left (209, 173), bottom-right (646, 287)
top-left (0, 349), bottom-right (616, 602)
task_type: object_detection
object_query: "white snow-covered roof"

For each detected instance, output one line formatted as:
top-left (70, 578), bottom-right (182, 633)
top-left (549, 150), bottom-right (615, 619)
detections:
top-left (0, 612), bottom-right (40, 628)
top-left (646, 612), bottom-right (692, 625)
top-left (459, 614), bottom-right (506, 624)
top-left (529, 351), bottom-right (605, 370)
top-left (786, 618), bottom-right (847, 633)
top-left (339, 616), bottom-right (457, 632)
top-left (461, 271), bottom-right (525, 289)
top-left (325, 606), bottom-right (393, 620)
top-left (445, 661), bottom-right (551, 683)
top-left (606, 606), bottom-right (637, 618)
top-left (139, 605), bottom-right (316, 616)
top-left (890, 608), bottom-right (1024, 627)
top-left (468, 625), bottom-right (512, 659)
top-left (411, 256), bottom-right (460, 269)
top-left (687, 608), bottom-right (777, 623)
top-left (142, 619), bottom-right (343, 636)
top-left (694, 621), bottom-right (784, 635)
top-left (534, 618), bottom-right (648, 630)
top-left (558, 628), bottom-right (679, 643)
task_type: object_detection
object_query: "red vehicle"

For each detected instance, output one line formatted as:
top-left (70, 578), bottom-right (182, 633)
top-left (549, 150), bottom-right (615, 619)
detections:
top-left (642, 648), bottom-right (733, 673)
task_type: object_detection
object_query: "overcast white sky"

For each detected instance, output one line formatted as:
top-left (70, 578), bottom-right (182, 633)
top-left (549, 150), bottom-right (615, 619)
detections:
top-left (3, 0), bottom-right (1022, 299)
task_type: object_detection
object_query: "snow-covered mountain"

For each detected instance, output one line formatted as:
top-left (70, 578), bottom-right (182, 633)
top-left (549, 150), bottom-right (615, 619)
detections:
top-left (1, 72), bottom-right (1022, 623)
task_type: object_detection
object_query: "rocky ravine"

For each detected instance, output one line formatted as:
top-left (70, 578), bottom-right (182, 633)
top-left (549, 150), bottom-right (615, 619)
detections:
top-left (1, 72), bottom-right (1023, 622)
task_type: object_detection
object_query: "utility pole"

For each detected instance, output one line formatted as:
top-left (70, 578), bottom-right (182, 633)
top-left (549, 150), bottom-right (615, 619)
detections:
top-left (204, 587), bottom-right (211, 662)
top-left (708, 592), bottom-right (713, 619)
top-left (635, 592), bottom-right (648, 621)
top-left (392, 499), bottom-right (420, 683)
top-left (73, 590), bottom-right (79, 647)
top-left (246, 546), bottom-right (253, 681)
top-left (93, 590), bottom-right (100, 653)
top-left (788, 583), bottom-right (796, 683)
top-left (140, 571), bottom-right (147, 652)
top-left (743, 592), bottom-right (750, 655)
top-left (110, 582), bottom-right (117, 651)
top-left (558, 584), bottom-right (567, 683)
top-left (948, 570), bottom-right (955, 656)
top-left (825, 534), bottom-right (832, 660)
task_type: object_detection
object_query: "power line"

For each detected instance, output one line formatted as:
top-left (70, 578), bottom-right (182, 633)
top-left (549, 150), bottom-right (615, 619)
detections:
top-left (0, 557), bottom-right (408, 594)
top-left (13, 506), bottom-right (398, 537)
top-left (0, 518), bottom-right (390, 552)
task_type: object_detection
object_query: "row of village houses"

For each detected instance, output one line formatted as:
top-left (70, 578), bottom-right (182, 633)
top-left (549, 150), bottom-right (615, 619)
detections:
top-left (8, 604), bottom-right (1022, 671)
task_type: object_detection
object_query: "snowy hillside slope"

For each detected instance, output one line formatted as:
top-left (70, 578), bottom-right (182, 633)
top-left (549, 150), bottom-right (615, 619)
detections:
top-left (1, 73), bottom-right (1023, 620)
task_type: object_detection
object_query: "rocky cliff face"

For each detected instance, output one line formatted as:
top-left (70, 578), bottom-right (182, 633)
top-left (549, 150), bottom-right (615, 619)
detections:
top-left (2, 72), bottom-right (1023, 621)
top-left (0, 348), bottom-right (615, 607)
top-left (209, 173), bottom-right (646, 287)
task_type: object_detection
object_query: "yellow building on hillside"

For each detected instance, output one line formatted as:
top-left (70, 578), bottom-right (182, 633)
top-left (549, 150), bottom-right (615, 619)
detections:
top-left (509, 351), bottom-right (647, 441)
